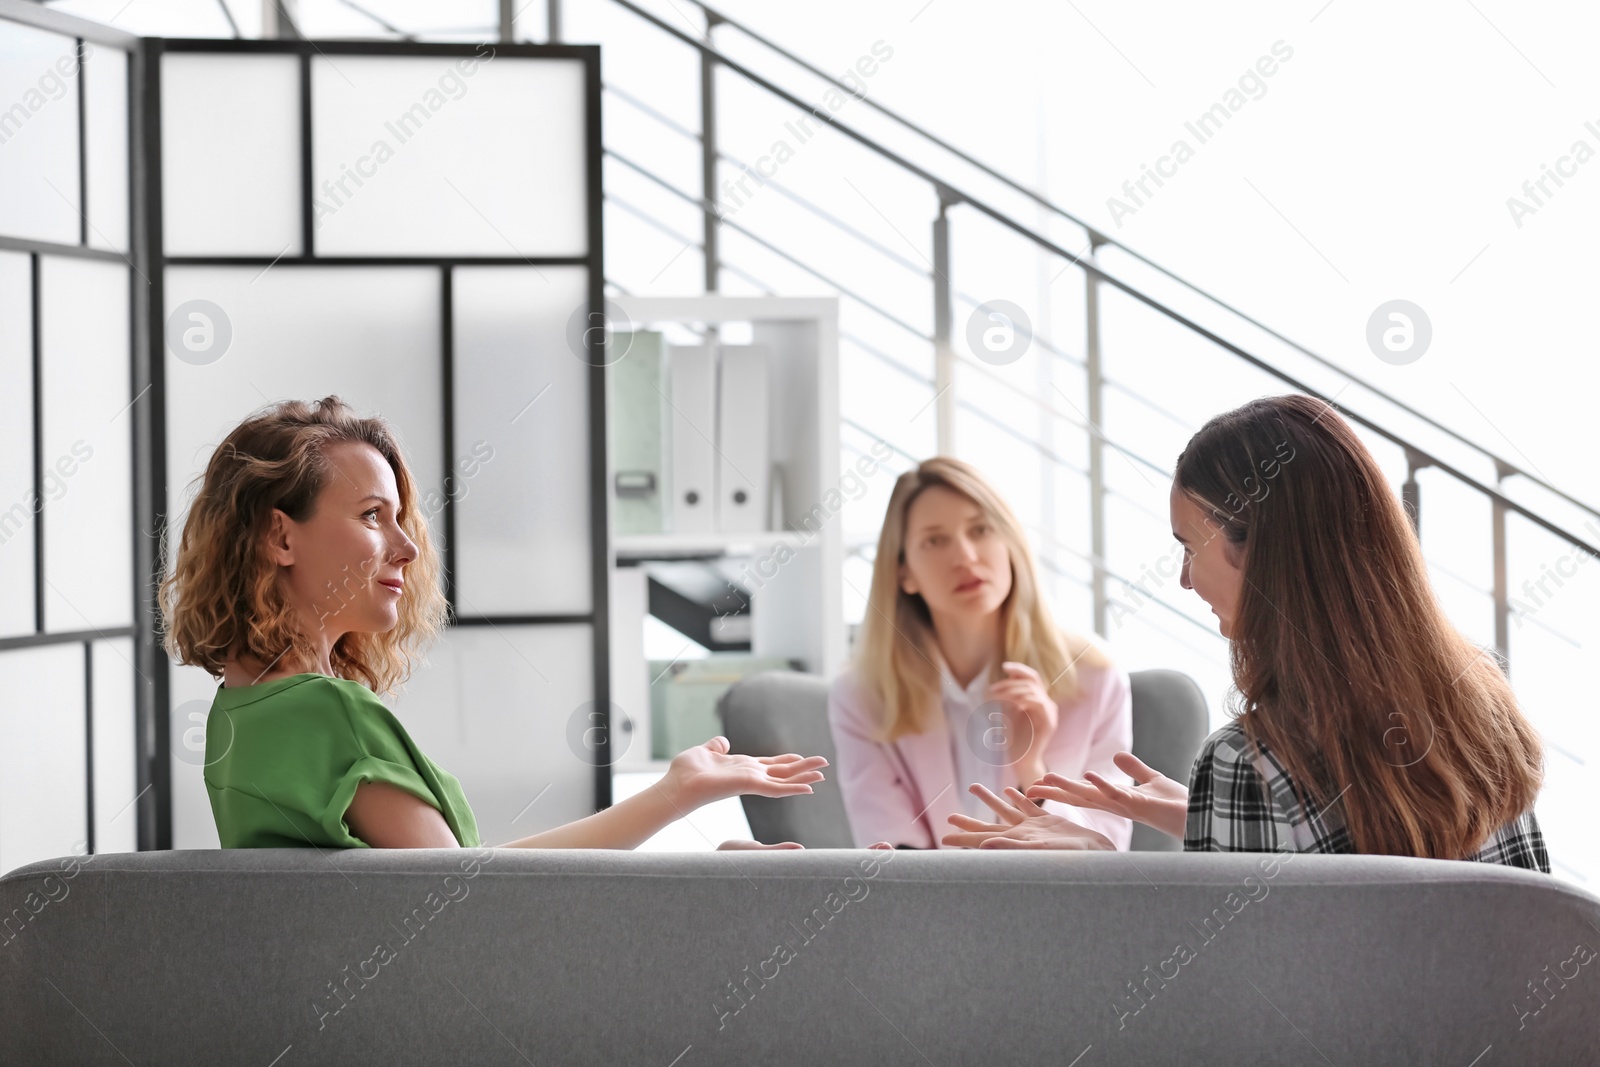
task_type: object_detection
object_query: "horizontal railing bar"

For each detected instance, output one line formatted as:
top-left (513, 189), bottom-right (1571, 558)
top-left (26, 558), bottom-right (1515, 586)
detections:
top-left (603, 80), bottom-right (704, 142)
top-left (951, 352), bottom-right (1171, 479)
top-left (607, 148), bottom-right (931, 340)
top-left (606, 80), bottom-right (933, 278)
top-left (842, 416), bottom-right (920, 466)
top-left (839, 331), bottom-right (933, 385)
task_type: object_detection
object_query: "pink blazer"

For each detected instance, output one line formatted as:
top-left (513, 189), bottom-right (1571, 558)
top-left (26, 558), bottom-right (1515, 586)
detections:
top-left (827, 662), bottom-right (1135, 850)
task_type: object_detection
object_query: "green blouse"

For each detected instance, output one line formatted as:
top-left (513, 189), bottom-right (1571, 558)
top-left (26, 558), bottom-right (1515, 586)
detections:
top-left (203, 673), bottom-right (481, 849)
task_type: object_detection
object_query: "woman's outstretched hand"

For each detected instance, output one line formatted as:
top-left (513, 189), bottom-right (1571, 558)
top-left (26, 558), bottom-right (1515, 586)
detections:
top-left (1025, 751), bottom-right (1189, 841)
top-left (940, 783), bottom-right (1114, 850)
top-left (663, 736), bottom-right (828, 810)
top-left (717, 839), bottom-right (803, 850)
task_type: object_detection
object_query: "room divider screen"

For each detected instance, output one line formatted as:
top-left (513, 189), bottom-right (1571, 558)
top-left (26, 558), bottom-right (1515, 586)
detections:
top-left (0, 5), bottom-right (140, 875)
top-left (0, 0), bottom-right (612, 869)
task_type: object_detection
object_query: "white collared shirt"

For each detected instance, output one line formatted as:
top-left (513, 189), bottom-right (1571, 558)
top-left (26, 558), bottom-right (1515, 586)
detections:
top-left (938, 656), bottom-right (1013, 818)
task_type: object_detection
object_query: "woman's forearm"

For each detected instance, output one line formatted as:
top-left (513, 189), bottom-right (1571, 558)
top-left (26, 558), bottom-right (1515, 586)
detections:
top-left (494, 777), bottom-right (688, 849)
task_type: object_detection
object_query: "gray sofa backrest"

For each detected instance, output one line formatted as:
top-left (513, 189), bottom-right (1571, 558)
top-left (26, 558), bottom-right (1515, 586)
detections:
top-left (4, 848), bottom-right (1596, 1065)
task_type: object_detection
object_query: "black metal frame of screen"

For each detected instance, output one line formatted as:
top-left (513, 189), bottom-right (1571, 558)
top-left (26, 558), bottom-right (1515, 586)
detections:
top-left (0, 2), bottom-right (142, 859)
top-left (0, 0), bottom-right (612, 854)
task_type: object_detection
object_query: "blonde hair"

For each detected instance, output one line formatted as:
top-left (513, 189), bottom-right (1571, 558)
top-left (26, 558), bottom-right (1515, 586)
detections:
top-left (855, 456), bottom-right (1107, 741)
top-left (159, 396), bottom-right (447, 696)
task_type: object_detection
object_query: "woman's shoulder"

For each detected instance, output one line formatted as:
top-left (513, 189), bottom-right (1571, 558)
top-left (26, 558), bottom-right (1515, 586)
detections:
top-left (827, 666), bottom-right (886, 728)
top-left (315, 677), bottom-right (414, 743)
top-left (231, 671), bottom-right (380, 705)
top-left (1196, 718), bottom-right (1252, 760)
top-left (1059, 654), bottom-right (1130, 707)
top-left (1070, 655), bottom-right (1126, 688)
top-left (218, 673), bottom-right (396, 736)
top-left (828, 666), bottom-right (870, 711)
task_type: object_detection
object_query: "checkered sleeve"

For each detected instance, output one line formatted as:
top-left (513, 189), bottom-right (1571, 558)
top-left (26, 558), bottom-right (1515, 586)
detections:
top-left (1471, 809), bottom-right (1550, 872)
top-left (1183, 721), bottom-right (1282, 852)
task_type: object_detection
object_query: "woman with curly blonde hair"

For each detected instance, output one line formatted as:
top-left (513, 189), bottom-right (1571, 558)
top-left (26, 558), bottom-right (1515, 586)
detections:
top-left (162, 396), bottom-right (825, 851)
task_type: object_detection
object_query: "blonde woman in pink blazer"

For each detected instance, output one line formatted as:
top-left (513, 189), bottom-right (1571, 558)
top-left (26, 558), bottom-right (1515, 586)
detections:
top-left (828, 457), bottom-right (1134, 850)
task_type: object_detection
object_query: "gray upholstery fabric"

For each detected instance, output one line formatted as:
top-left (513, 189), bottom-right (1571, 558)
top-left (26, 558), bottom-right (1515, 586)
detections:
top-left (718, 670), bottom-right (855, 847)
top-left (1127, 669), bottom-right (1210, 852)
top-left (2, 848), bottom-right (1596, 1065)
top-left (719, 669), bottom-right (1211, 851)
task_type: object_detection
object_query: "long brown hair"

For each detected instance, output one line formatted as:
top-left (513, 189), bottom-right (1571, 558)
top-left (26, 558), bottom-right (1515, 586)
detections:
top-left (159, 395), bottom-right (447, 696)
top-left (1175, 394), bottom-right (1543, 858)
top-left (856, 457), bottom-right (1107, 741)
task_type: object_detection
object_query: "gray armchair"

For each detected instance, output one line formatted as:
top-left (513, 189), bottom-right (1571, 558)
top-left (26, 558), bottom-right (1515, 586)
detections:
top-left (717, 667), bottom-right (1210, 849)
top-left (717, 670), bottom-right (856, 847)
top-left (1126, 668), bottom-right (1210, 850)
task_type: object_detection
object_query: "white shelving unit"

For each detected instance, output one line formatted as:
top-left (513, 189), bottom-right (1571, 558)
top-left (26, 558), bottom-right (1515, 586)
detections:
top-left (605, 296), bottom-right (844, 775)
top-left (614, 531), bottom-right (809, 558)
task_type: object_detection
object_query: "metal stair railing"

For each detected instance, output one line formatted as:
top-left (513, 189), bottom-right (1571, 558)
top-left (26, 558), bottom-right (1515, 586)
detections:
top-left (595, 0), bottom-right (1599, 673)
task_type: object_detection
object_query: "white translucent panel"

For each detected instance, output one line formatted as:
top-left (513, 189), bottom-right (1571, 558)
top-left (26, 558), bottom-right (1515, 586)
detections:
top-left (0, 643), bottom-right (87, 875)
top-left (0, 252), bottom-right (34, 637)
top-left (90, 637), bottom-right (138, 854)
top-left (310, 55), bottom-right (586, 257)
top-left (0, 22), bottom-right (83, 244)
top-left (161, 53), bottom-right (301, 256)
top-left (39, 256), bottom-right (132, 632)
top-left (168, 659), bottom-right (221, 850)
top-left (83, 45), bottom-right (128, 253)
top-left (451, 267), bottom-right (592, 615)
top-left (391, 624), bottom-right (595, 845)
top-left (161, 266), bottom-right (445, 572)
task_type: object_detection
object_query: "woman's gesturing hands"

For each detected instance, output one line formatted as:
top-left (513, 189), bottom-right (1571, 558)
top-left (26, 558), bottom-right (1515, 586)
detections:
top-left (664, 735), bottom-right (828, 809)
top-left (984, 661), bottom-right (1058, 783)
top-left (1025, 751), bottom-right (1189, 841)
top-left (940, 783), bottom-right (1115, 850)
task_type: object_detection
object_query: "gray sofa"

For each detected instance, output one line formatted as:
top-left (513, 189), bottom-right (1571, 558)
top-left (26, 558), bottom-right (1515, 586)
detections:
top-left (3, 847), bottom-right (1597, 1065)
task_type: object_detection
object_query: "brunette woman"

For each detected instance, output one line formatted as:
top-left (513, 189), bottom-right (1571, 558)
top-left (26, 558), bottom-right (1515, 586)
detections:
top-left (942, 394), bottom-right (1547, 871)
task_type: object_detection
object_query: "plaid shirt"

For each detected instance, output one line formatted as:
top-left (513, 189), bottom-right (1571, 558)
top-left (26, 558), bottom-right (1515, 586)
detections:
top-left (1183, 721), bottom-right (1549, 871)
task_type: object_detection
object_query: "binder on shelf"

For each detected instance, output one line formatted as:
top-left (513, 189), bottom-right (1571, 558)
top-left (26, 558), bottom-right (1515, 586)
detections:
top-left (667, 343), bottom-right (716, 535)
top-left (715, 345), bottom-right (770, 534)
top-left (608, 331), bottom-right (668, 536)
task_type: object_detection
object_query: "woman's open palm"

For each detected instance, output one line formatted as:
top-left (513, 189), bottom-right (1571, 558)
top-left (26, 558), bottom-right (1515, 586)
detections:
top-left (940, 783), bottom-right (1114, 850)
top-left (1025, 751), bottom-right (1189, 840)
top-left (666, 736), bottom-right (828, 808)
